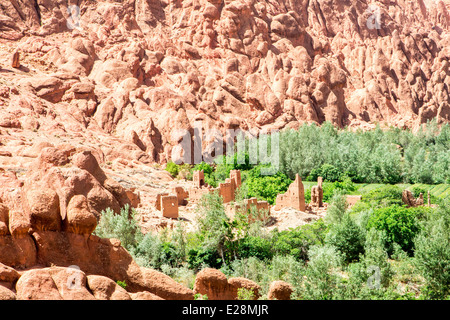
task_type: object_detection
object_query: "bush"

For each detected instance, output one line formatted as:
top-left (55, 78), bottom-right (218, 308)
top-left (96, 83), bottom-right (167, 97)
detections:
top-left (302, 245), bottom-right (343, 300)
top-left (307, 164), bottom-right (342, 182)
top-left (326, 213), bottom-right (365, 263)
top-left (362, 185), bottom-right (403, 207)
top-left (367, 205), bottom-right (420, 255)
top-left (272, 219), bottom-right (328, 261)
top-left (187, 247), bottom-right (222, 271)
top-left (192, 191), bottom-right (233, 265)
top-left (322, 178), bottom-right (356, 201)
top-left (243, 166), bottom-right (292, 205)
top-left (94, 205), bottom-right (139, 251)
top-left (358, 228), bottom-right (394, 289)
top-left (236, 236), bottom-right (273, 261)
top-left (237, 288), bottom-right (255, 300)
top-left (165, 161), bottom-right (179, 178)
top-left (325, 191), bottom-right (348, 225)
top-left (414, 199), bottom-right (450, 299)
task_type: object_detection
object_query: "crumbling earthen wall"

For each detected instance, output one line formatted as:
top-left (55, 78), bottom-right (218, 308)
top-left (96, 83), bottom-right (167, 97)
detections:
top-left (189, 169), bottom-right (242, 204)
top-left (172, 186), bottom-right (188, 206)
top-left (193, 170), bottom-right (205, 189)
top-left (161, 195), bottom-right (178, 218)
top-left (234, 197), bottom-right (270, 222)
top-left (310, 177), bottom-right (323, 207)
top-left (274, 174), bottom-right (305, 211)
top-left (402, 190), bottom-right (424, 207)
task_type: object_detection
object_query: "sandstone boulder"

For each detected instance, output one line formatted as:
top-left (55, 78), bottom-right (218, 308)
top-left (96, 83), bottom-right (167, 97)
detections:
top-left (16, 267), bottom-right (95, 300)
top-left (0, 262), bottom-right (20, 284)
top-left (129, 291), bottom-right (165, 300)
top-left (0, 286), bottom-right (16, 300)
top-left (0, 234), bottom-right (36, 269)
top-left (228, 277), bottom-right (261, 300)
top-left (25, 187), bottom-right (61, 232)
top-left (0, 203), bottom-right (9, 236)
top-left (267, 280), bottom-right (293, 300)
top-left (64, 195), bottom-right (97, 234)
top-left (194, 268), bottom-right (261, 300)
top-left (194, 268), bottom-right (230, 300)
top-left (87, 275), bottom-right (132, 300)
top-left (16, 268), bottom-right (63, 300)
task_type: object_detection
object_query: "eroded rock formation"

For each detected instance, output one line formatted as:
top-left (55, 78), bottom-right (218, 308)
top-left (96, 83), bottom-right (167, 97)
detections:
top-left (0, 0), bottom-right (448, 165)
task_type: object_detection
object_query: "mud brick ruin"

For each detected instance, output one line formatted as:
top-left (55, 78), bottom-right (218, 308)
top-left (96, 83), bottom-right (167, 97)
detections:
top-left (310, 177), bottom-right (323, 207)
top-left (189, 169), bottom-right (242, 204)
top-left (172, 186), bottom-right (188, 206)
top-left (155, 193), bottom-right (179, 218)
top-left (274, 174), bottom-right (306, 211)
top-left (156, 169), bottom-right (246, 218)
top-left (402, 189), bottom-right (424, 207)
top-left (234, 197), bottom-right (270, 222)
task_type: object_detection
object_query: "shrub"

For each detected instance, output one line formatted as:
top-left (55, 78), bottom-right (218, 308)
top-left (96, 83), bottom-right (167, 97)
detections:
top-left (326, 213), bottom-right (365, 263)
top-left (187, 247), bottom-right (222, 271)
top-left (272, 219), bottom-right (328, 261)
top-left (235, 236), bottom-right (273, 261)
top-left (359, 228), bottom-right (394, 289)
top-left (94, 205), bottom-right (139, 251)
top-left (367, 205), bottom-right (420, 255)
top-left (193, 191), bottom-right (233, 264)
top-left (307, 164), bottom-right (342, 182)
top-left (237, 288), bottom-right (255, 300)
top-left (243, 166), bottom-right (292, 205)
top-left (362, 185), bottom-right (403, 207)
top-left (165, 161), bottom-right (179, 178)
top-left (325, 191), bottom-right (348, 225)
top-left (322, 178), bottom-right (356, 202)
top-left (302, 245), bottom-right (343, 300)
top-left (414, 199), bottom-right (450, 299)
top-left (228, 257), bottom-right (269, 288)
top-left (116, 281), bottom-right (127, 290)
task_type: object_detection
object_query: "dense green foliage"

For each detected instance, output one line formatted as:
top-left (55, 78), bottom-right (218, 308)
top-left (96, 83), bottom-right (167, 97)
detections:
top-left (367, 205), bottom-right (420, 255)
top-left (279, 121), bottom-right (450, 184)
top-left (414, 199), bottom-right (450, 299)
top-left (95, 187), bottom-right (450, 299)
top-left (96, 122), bottom-right (450, 300)
top-left (242, 166), bottom-right (292, 205)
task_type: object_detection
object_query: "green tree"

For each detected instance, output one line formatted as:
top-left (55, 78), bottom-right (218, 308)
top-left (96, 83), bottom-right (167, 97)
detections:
top-left (414, 199), bottom-right (450, 299)
top-left (367, 205), bottom-right (420, 255)
top-left (326, 213), bottom-right (365, 263)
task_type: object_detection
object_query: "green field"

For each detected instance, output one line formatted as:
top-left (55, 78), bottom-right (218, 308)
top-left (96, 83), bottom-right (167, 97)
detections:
top-left (353, 183), bottom-right (450, 199)
top-left (302, 181), bottom-right (450, 200)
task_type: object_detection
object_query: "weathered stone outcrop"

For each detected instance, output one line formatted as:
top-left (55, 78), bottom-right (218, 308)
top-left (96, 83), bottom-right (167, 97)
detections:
top-left (194, 268), bottom-right (261, 300)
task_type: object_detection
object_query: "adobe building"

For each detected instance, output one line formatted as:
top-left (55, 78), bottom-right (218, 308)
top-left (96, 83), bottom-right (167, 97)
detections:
top-left (155, 193), bottom-right (168, 211)
top-left (193, 170), bottom-right (206, 188)
top-left (310, 177), bottom-right (323, 207)
top-left (189, 169), bottom-right (242, 204)
top-left (172, 186), bottom-right (188, 206)
top-left (274, 174), bottom-right (306, 211)
top-left (402, 189), bottom-right (424, 207)
top-left (230, 170), bottom-right (241, 188)
top-left (160, 195), bottom-right (178, 218)
top-left (155, 192), bottom-right (179, 218)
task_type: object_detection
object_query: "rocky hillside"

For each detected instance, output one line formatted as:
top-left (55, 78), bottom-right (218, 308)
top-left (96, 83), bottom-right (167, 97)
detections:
top-left (0, 0), bottom-right (449, 164)
top-left (0, 0), bottom-right (449, 300)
